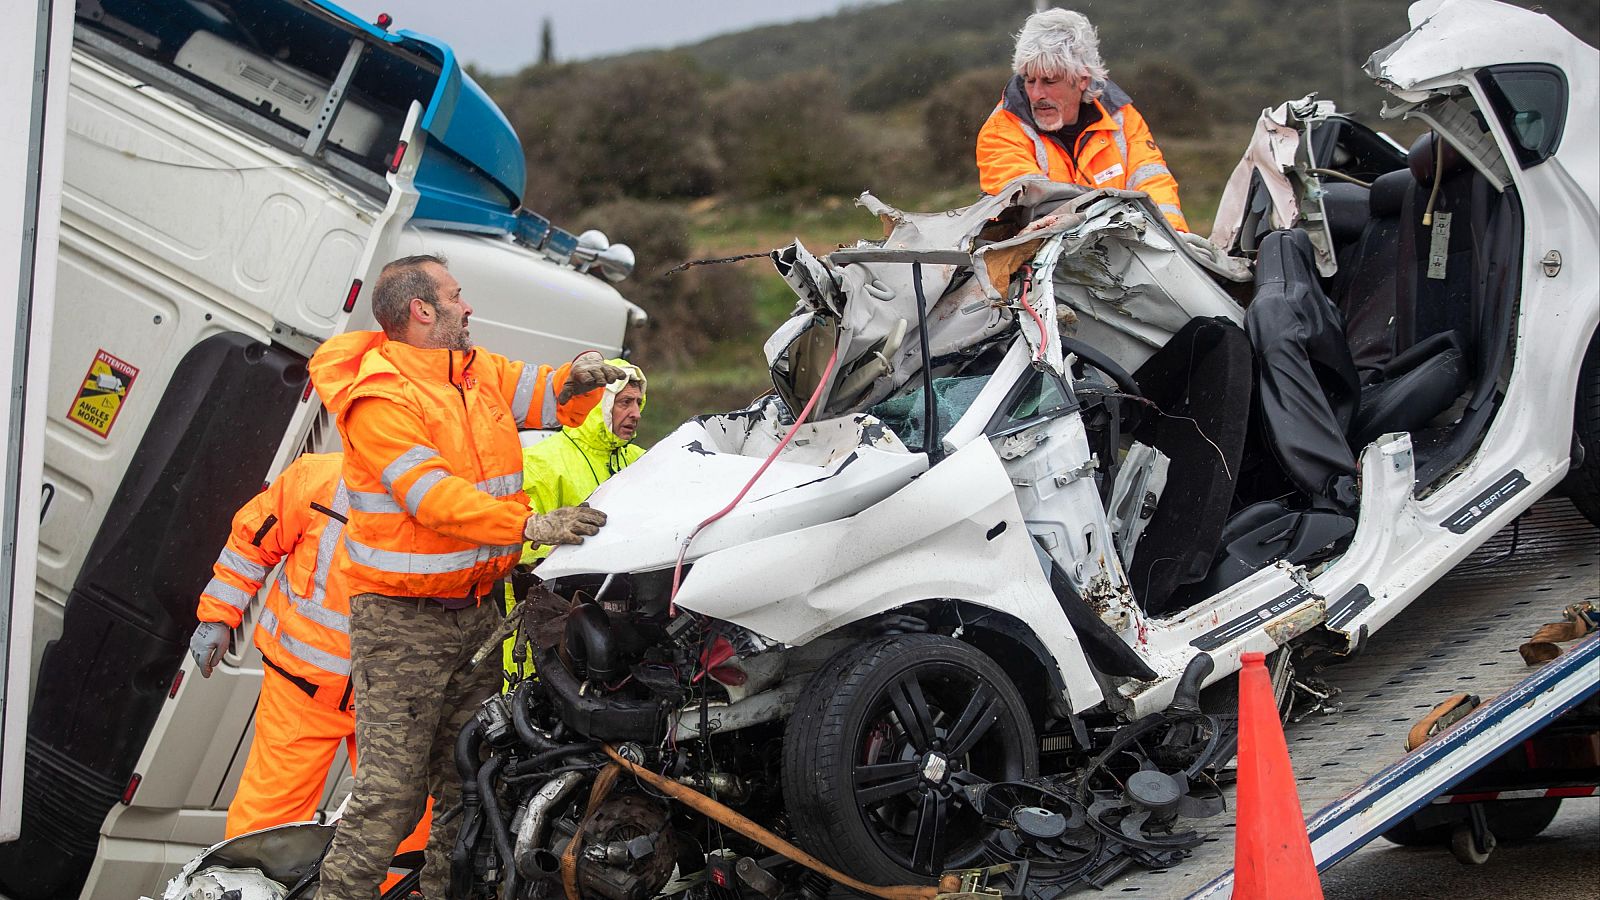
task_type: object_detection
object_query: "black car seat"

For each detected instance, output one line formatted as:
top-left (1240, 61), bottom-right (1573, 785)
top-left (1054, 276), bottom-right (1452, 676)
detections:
top-left (1329, 170), bottom-right (1411, 382)
top-left (1125, 317), bottom-right (1253, 616)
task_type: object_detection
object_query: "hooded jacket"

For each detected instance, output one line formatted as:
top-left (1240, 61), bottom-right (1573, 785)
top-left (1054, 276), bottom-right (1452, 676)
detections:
top-left (308, 330), bottom-right (601, 600)
top-left (520, 359), bottom-right (647, 564)
top-left (196, 452), bottom-right (354, 706)
top-left (976, 75), bottom-right (1189, 232)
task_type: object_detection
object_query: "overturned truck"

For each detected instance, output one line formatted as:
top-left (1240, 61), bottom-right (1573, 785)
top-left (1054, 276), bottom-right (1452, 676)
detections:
top-left (166, 1), bottom-right (1600, 897)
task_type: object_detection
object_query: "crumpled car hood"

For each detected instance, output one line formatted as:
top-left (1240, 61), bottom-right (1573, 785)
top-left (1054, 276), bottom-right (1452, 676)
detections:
top-left (537, 406), bottom-right (927, 578)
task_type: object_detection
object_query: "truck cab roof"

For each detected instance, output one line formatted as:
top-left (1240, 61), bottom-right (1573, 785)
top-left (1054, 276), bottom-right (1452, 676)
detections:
top-left (83, 0), bottom-right (528, 234)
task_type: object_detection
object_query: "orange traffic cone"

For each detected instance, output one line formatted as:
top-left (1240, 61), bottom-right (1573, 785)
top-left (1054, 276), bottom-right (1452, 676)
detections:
top-left (1232, 651), bottom-right (1323, 899)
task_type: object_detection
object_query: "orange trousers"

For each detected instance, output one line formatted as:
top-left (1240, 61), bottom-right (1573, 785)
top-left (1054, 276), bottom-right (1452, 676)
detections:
top-left (228, 666), bottom-right (431, 868)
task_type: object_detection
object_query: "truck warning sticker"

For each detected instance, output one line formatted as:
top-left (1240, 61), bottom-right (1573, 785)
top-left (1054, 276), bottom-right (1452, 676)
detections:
top-left (67, 350), bottom-right (139, 437)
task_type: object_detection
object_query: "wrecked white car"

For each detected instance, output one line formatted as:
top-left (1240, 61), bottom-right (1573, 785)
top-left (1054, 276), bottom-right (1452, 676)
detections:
top-left (165, 1), bottom-right (1598, 898)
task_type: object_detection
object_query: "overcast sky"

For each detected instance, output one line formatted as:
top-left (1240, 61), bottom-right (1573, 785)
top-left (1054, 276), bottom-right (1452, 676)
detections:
top-left (336, 0), bottom-right (880, 74)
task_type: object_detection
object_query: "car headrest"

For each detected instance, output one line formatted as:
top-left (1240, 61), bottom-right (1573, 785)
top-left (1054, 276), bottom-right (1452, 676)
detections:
top-left (1408, 131), bottom-right (1467, 185)
top-left (1319, 181), bottom-right (1370, 246)
top-left (1369, 169), bottom-right (1412, 217)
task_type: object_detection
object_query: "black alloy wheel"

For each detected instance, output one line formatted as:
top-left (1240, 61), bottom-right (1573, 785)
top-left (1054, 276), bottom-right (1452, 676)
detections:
top-left (783, 634), bottom-right (1039, 883)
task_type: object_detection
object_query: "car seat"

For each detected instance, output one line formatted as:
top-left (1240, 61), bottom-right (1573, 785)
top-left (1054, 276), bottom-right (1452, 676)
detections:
top-left (1126, 317), bottom-right (1253, 616)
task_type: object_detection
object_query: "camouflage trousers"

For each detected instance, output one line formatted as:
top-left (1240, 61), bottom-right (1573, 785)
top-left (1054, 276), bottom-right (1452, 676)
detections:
top-left (316, 593), bottom-right (501, 900)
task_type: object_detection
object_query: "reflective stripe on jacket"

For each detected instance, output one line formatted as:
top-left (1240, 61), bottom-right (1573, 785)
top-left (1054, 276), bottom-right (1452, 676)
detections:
top-left (308, 330), bottom-right (602, 600)
top-left (976, 75), bottom-right (1189, 232)
top-left (195, 452), bottom-right (353, 704)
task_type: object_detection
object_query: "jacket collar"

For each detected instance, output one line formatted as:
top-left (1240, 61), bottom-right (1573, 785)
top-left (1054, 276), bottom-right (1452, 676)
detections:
top-left (377, 337), bottom-right (478, 388)
top-left (309, 330), bottom-right (479, 417)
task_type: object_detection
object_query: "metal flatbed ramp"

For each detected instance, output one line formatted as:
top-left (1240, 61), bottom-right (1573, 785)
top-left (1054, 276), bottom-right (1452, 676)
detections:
top-left (1097, 497), bottom-right (1600, 899)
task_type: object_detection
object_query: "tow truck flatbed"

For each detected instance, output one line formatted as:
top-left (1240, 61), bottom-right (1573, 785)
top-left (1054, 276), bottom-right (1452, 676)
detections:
top-left (1090, 497), bottom-right (1599, 899)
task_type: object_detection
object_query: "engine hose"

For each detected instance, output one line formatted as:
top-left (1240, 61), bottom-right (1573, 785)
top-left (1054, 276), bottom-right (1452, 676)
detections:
top-left (509, 742), bottom-right (603, 778)
top-left (477, 756), bottom-right (518, 900)
top-left (510, 680), bottom-right (560, 753)
top-left (601, 746), bottom-right (950, 900)
top-left (564, 603), bottom-right (619, 683)
top-left (456, 717), bottom-right (486, 783)
top-left (451, 719), bottom-right (485, 886)
top-left (1169, 652), bottom-right (1214, 715)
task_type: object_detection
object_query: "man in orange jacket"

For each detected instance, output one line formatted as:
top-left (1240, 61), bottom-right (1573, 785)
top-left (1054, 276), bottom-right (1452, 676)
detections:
top-left (307, 254), bottom-right (621, 900)
top-left (976, 8), bottom-right (1189, 232)
top-left (189, 452), bottom-right (429, 870)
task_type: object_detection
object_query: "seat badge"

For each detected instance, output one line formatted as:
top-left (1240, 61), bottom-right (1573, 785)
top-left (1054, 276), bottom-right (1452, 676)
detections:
top-left (1426, 212), bottom-right (1452, 280)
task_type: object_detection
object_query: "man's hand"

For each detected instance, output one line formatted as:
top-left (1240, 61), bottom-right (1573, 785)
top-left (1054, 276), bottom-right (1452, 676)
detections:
top-left (557, 351), bottom-right (628, 404)
top-left (524, 505), bottom-right (608, 545)
top-left (189, 621), bottom-right (231, 677)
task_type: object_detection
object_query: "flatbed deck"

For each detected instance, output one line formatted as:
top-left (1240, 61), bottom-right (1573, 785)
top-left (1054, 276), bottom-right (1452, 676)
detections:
top-left (1095, 496), bottom-right (1599, 899)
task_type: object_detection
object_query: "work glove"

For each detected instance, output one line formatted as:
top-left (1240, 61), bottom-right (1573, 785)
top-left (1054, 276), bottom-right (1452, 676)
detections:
top-left (524, 505), bottom-right (608, 546)
top-left (189, 621), bottom-right (231, 677)
top-left (557, 351), bottom-right (628, 404)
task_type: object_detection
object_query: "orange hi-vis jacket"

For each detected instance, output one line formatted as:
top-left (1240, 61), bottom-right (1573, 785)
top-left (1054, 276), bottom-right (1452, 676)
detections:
top-left (196, 452), bottom-right (354, 707)
top-left (309, 331), bottom-right (602, 601)
top-left (977, 75), bottom-right (1189, 232)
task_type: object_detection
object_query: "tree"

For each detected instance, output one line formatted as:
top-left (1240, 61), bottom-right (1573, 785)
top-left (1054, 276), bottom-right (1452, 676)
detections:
top-left (539, 18), bottom-right (554, 66)
top-left (579, 200), bottom-right (755, 367)
top-left (850, 48), bottom-right (958, 112)
top-left (922, 66), bottom-right (1011, 182)
top-left (712, 71), bottom-right (868, 199)
top-left (1115, 61), bottom-right (1211, 139)
top-left (503, 56), bottom-right (723, 215)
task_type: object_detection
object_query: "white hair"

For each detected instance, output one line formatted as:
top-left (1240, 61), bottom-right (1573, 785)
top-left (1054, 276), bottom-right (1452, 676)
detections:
top-left (1011, 9), bottom-right (1109, 100)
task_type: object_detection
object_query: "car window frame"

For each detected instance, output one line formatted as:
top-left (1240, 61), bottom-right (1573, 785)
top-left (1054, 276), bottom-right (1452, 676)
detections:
top-left (1477, 63), bottom-right (1569, 169)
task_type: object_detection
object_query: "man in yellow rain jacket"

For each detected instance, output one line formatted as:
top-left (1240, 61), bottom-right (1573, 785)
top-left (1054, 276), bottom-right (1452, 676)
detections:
top-left (503, 360), bottom-right (646, 680)
top-left (976, 8), bottom-right (1189, 232)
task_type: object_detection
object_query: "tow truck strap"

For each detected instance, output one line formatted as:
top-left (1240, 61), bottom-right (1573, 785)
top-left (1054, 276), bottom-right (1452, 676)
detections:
top-left (561, 762), bottom-right (623, 900)
top-left (601, 745), bottom-right (949, 899)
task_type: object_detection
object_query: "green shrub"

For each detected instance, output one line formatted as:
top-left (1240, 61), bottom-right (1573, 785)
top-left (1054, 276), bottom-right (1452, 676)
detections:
top-left (922, 66), bottom-right (1011, 182)
top-left (712, 71), bottom-right (870, 199)
top-left (579, 200), bottom-right (757, 368)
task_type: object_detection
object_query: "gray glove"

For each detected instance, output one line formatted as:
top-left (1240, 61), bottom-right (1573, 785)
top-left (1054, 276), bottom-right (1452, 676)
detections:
top-left (189, 621), bottom-right (231, 677)
top-left (558, 351), bottom-right (629, 404)
top-left (524, 505), bottom-right (608, 545)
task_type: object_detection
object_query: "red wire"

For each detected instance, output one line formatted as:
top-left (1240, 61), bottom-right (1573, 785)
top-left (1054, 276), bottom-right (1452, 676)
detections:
top-left (669, 346), bottom-right (842, 612)
top-left (1019, 269), bottom-right (1048, 362)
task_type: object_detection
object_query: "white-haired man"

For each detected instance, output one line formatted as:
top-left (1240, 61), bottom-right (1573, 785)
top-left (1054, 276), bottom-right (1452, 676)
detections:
top-left (976, 8), bottom-right (1188, 232)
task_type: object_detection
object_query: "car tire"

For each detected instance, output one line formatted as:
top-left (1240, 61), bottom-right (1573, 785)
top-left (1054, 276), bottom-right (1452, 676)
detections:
top-left (781, 634), bottom-right (1039, 884)
top-left (1568, 331), bottom-right (1600, 528)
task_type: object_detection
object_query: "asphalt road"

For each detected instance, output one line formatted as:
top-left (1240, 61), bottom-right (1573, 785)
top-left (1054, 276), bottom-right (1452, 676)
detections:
top-left (1321, 797), bottom-right (1600, 899)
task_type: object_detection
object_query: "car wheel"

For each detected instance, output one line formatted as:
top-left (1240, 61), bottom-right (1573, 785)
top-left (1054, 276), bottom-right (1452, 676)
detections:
top-left (782, 634), bottom-right (1039, 883)
top-left (1568, 332), bottom-right (1600, 528)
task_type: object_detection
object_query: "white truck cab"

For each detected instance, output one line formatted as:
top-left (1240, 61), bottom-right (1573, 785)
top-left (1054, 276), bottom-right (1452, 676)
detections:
top-left (0, 2), bottom-right (641, 897)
